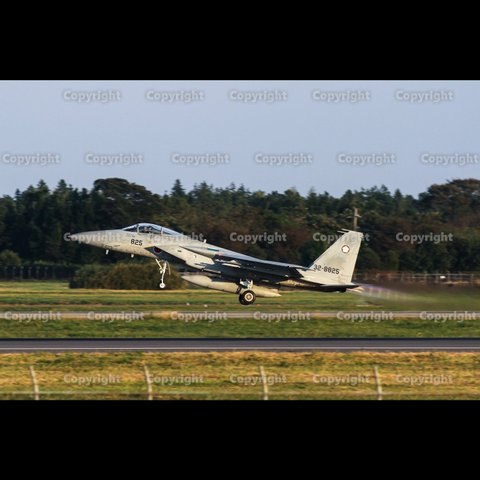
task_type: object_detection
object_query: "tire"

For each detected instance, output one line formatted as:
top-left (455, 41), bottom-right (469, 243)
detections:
top-left (239, 290), bottom-right (256, 305)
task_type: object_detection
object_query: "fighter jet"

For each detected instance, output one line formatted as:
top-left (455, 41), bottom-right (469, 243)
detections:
top-left (68, 223), bottom-right (364, 305)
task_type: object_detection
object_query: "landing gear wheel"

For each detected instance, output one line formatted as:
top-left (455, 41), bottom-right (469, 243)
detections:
top-left (239, 290), bottom-right (256, 305)
top-left (155, 259), bottom-right (170, 290)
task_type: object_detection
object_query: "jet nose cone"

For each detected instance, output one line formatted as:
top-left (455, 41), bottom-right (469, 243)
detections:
top-left (67, 230), bottom-right (120, 247)
top-left (69, 231), bottom-right (105, 246)
top-left (69, 232), bottom-right (89, 243)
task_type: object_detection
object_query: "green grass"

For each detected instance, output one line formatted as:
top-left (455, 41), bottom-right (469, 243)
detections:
top-left (0, 313), bottom-right (479, 338)
top-left (0, 282), bottom-right (368, 311)
top-left (0, 282), bottom-right (478, 400)
top-left (0, 281), bottom-right (479, 338)
top-left (0, 351), bottom-right (478, 400)
top-left (0, 281), bottom-right (479, 310)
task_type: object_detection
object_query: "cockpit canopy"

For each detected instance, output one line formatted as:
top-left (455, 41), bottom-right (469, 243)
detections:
top-left (122, 223), bottom-right (181, 235)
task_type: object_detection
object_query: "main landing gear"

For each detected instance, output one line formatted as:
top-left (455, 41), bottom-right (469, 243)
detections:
top-left (239, 290), bottom-right (256, 305)
top-left (155, 259), bottom-right (170, 289)
top-left (238, 279), bottom-right (256, 305)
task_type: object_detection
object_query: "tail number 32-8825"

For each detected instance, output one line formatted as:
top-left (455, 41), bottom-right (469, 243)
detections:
top-left (313, 265), bottom-right (340, 275)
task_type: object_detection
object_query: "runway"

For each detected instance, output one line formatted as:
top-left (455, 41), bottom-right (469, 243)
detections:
top-left (0, 338), bottom-right (479, 353)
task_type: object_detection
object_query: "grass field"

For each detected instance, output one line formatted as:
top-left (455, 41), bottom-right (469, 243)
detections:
top-left (0, 281), bottom-right (478, 400)
top-left (1, 281), bottom-right (479, 311)
top-left (0, 351), bottom-right (478, 400)
top-left (0, 281), bottom-right (479, 338)
top-left (0, 281), bottom-right (379, 311)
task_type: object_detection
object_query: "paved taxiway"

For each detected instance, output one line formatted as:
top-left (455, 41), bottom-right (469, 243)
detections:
top-left (0, 338), bottom-right (479, 353)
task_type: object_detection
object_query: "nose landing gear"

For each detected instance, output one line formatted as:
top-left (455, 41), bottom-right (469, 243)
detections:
top-left (155, 259), bottom-right (170, 289)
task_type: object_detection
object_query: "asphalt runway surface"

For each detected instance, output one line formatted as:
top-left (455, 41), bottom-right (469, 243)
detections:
top-left (0, 338), bottom-right (479, 352)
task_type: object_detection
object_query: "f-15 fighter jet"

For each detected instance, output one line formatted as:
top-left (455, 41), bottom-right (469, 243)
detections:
top-left (69, 223), bottom-right (363, 305)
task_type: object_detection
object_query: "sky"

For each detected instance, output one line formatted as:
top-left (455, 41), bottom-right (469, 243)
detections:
top-left (0, 80), bottom-right (479, 197)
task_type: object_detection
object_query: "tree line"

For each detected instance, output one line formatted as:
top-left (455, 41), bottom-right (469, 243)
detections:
top-left (0, 177), bottom-right (479, 272)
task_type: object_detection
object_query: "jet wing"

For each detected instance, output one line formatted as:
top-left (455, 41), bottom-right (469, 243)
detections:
top-left (185, 247), bottom-right (309, 278)
top-left (147, 243), bottom-right (309, 279)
